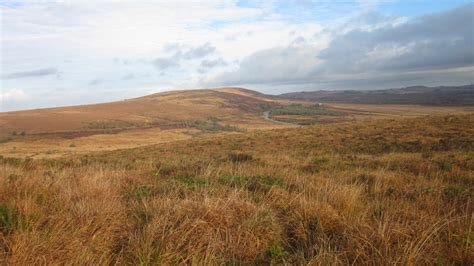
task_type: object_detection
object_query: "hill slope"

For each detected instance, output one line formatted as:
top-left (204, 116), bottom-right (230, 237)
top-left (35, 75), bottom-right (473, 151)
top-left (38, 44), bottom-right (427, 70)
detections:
top-left (279, 85), bottom-right (474, 105)
top-left (1, 87), bottom-right (473, 158)
top-left (0, 88), bottom-right (277, 135)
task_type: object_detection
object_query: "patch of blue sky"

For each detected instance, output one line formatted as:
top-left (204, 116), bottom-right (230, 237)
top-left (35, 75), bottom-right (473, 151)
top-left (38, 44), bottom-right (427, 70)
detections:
top-left (274, 0), bottom-right (357, 23)
top-left (377, 0), bottom-right (473, 17)
top-left (237, 0), bottom-right (473, 23)
top-left (208, 19), bottom-right (238, 29)
top-left (0, 0), bottom-right (23, 9)
top-left (236, 0), bottom-right (263, 8)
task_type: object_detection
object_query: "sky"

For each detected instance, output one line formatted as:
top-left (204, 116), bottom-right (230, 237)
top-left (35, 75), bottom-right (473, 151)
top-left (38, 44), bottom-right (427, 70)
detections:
top-left (1, 0), bottom-right (473, 111)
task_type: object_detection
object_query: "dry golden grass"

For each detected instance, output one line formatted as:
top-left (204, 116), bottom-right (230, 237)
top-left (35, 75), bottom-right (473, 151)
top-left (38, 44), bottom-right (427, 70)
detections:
top-left (2, 88), bottom-right (472, 158)
top-left (327, 103), bottom-right (474, 117)
top-left (0, 128), bottom-right (196, 158)
top-left (1, 113), bottom-right (473, 264)
top-left (0, 88), bottom-right (279, 135)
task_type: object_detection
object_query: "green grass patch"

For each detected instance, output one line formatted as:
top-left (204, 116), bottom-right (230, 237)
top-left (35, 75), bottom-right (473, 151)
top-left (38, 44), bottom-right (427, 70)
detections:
top-left (0, 203), bottom-right (18, 232)
top-left (442, 185), bottom-right (472, 200)
top-left (187, 117), bottom-right (243, 133)
top-left (267, 242), bottom-right (288, 259)
top-left (227, 152), bottom-right (253, 163)
top-left (169, 174), bottom-right (209, 188)
top-left (219, 174), bottom-right (284, 191)
top-left (134, 186), bottom-right (152, 199)
top-left (269, 104), bottom-right (344, 116)
top-left (301, 157), bottom-right (329, 173)
top-left (436, 160), bottom-right (453, 171)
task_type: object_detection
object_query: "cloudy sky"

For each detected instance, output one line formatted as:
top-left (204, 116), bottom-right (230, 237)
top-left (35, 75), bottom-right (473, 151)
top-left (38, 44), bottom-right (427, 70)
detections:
top-left (1, 0), bottom-right (473, 111)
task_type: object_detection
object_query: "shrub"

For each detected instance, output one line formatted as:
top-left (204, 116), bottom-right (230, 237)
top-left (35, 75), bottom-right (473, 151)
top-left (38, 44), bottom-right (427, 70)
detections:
top-left (269, 104), bottom-right (344, 116)
top-left (443, 185), bottom-right (467, 200)
top-left (246, 175), bottom-right (284, 192)
top-left (218, 175), bottom-right (248, 188)
top-left (463, 230), bottom-right (474, 247)
top-left (134, 186), bottom-right (152, 199)
top-left (189, 118), bottom-right (243, 133)
top-left (267, 243), bottom-right (287, 259)
top-left (0, 137), bottom-right (12, 144)
top-left (0, 203), bottom-right (17, 232)
top-left (436, 160), bottom-right (453, 171)
top-left (169, 175), bottom-right (208, 188)
top-left (218, 174), bottom-right (283, 192)
top-left (7, 174), bottom-right (19, 184)
top-left (301, 157), bottom-right (329, 173)
top-left (228, 152), bottom-right (253, 163)
top-left (372, 205), bottom-right (384, 219)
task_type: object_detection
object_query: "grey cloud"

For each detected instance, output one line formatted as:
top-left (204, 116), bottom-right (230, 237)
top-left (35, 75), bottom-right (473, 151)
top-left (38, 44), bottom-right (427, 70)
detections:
top-left (121, 73), bottom-right (135, 80)
top-left (182, 43), bottom-right (216, 59)
top-left (205, 4), bottom-right (474, 89)
top-left (201, 58), bottom-right (227, 68)
top-left (152, 43), bottom-right (217, 71)
top-left (153, 56), bottom-right (179, 70)
top-left (291, 36), bottom-right (306, 45)
top-left (205, 45), bottom-right (320, 86)
top-left (113, 58), bottom-right (133, 66)
top-left (162, 43), bottom-right (186, 52)
top-left (318, 3), bottom-right (473, 73)
top-left (3, 67), bottom-right (58, 79)
top-left (88, 78), bottom-right (103, 86)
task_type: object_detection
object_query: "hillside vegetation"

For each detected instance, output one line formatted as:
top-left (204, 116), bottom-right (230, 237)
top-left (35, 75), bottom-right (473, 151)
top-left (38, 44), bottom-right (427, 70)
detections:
top-left (0, 88), bottom-right (278, 135)
top-left (280, 85), bottom-right (474, 105)
top-left (1, 114), bottom-right (473, 264)
top-left (5, 88), bottom-right (473, 158)
top-left (267, 104), bottom-right (348, 125)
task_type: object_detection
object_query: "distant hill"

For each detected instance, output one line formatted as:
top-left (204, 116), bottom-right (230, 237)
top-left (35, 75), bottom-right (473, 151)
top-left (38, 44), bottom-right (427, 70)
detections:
top-left (279, 85), bottom-right (474, 105)
top-left (0, 87), bottom-right (278, 135)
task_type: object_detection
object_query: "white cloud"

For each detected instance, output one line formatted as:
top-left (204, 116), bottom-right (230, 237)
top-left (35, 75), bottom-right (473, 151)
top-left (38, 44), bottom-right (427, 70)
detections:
top-left (202, 3), bottom-right (474, 90)
top-left (1, 1), bottom-right (472, 111)
top-left (0, 89), bottom-right (30, 103)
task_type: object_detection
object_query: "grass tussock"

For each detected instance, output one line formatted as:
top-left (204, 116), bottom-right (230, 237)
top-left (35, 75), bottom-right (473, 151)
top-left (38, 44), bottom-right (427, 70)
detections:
top-left (0, 114), bottom-right (473, 264)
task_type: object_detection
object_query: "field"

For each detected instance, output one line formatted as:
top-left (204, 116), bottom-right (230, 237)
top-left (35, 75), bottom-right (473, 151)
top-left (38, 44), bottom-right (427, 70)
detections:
top-left (0, 88), bottom-right (473, 264)
top-left (1, 88), bottom-right (472, 158)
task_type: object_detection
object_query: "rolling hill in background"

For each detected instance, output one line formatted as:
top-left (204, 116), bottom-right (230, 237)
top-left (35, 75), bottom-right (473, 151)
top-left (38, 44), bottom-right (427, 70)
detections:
top-left (0, 87), bottom-right (292, 157)
top-left (279, 85), bottom-right (474, 105)
top-left (1, 86), bottom-right (473, 158)
top-left (0, 87), bottom-right (278, 135)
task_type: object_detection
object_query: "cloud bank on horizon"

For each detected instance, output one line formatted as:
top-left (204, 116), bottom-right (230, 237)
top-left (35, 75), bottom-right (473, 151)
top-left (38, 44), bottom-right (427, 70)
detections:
top-left (1, 0), bottom-right (473, 111)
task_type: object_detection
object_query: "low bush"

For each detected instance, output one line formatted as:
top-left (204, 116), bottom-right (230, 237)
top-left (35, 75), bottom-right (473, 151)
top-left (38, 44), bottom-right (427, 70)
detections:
top-left (0, 203), bottom-right (17, 233)
top-left (228, 152), bottom-right (253, 163)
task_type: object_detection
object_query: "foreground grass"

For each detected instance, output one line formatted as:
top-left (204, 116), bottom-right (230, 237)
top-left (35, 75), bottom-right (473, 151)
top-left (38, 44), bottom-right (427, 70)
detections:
top-left (0, 115), bottom-right (473, 264)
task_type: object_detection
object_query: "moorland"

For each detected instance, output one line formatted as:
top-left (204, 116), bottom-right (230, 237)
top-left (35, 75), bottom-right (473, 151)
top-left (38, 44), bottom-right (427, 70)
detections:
top-left (0, 87), bottom-right (473, 264)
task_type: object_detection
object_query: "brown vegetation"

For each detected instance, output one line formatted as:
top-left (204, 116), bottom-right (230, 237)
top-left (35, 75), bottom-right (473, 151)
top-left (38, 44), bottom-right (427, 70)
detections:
top-left (1, 113), bottom-right (473, 264)
top-left (0, 88), bottom-right (280, 135)
top-left (2, 88), bottom-right (473, 159)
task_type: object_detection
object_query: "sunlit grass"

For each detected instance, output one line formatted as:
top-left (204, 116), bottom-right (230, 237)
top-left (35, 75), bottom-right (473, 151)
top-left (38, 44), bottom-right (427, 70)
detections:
top-left (0, 114), bottom-right (473, 264)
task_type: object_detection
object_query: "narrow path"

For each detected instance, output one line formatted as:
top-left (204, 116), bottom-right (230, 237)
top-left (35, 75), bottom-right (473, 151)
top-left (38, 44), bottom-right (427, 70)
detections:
top-left (262, 111), bottom-right (299, 125)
